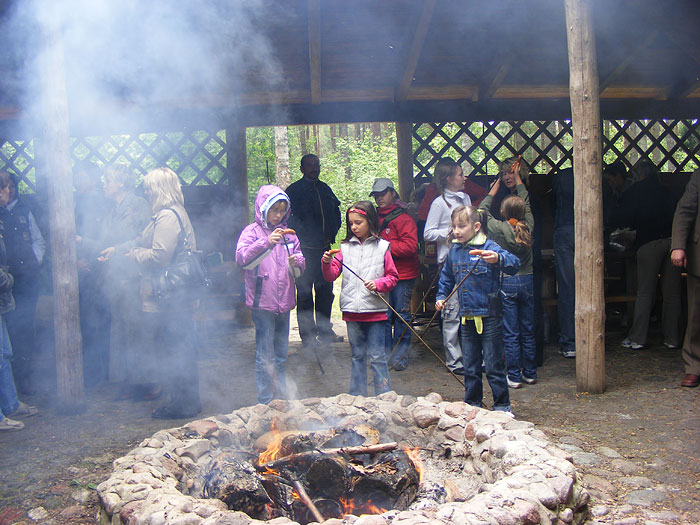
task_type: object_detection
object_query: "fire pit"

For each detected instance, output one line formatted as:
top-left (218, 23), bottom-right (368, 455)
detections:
top-left (97, 392), bottom-right (589, 524)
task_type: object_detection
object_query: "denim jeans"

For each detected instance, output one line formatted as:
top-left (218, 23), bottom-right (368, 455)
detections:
top-left (251, 309), bottom-right (290, 404)
top-left (385, 278), bottom-right (415, 368)
top-left (501, 274), bottom-right (537, 382)
top-left (554, 226), bottom-right (575, 353)
top-left (0, 316), bottom-right (19, 421)
top-left (347, 321), bottom-right (390, 396)
top-left (460, 315), bottom-right (510, 411)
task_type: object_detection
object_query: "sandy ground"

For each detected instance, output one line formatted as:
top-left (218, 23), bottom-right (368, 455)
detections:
top-left (0, 308), bottom-right (699, 524)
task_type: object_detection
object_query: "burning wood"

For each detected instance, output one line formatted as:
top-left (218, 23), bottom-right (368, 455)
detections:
top-left (198, 426), bottom-right (419, 525)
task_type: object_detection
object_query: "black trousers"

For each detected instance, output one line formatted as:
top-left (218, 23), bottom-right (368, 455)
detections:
top-left (295, 247), bottom-right (335, 341)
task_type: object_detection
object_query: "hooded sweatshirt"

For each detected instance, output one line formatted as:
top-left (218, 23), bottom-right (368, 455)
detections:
top-left (236, 185), bottom-right (306, 314)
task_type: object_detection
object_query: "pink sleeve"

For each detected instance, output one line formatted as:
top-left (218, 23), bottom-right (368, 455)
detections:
top-left (375, 250), bottom-right (399, 293)
top-left (322, 252), bottom-right (342, 282)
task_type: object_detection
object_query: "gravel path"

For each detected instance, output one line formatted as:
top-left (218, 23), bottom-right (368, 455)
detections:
top-left (0, 315), bottom-right (698, 524)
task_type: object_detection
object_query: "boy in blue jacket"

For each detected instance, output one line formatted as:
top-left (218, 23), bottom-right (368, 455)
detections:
top-left (436, 205), bottom-right (520, 412)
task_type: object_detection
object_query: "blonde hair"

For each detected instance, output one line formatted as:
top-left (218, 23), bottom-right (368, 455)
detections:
top-left (447, 205), bottom-right (483, 244)
top-left (501, 195), bottom-right (532, 247)
top-left (143, 167), bottom-right (184, 212)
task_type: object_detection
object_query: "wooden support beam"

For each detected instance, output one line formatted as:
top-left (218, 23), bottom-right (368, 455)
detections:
top-left (396, 122), bottom-right (414, 201)
top-left (565, 0), bottom-right (605, 394)
top-left (667, 78), bottom-right (700, 100)
top-left (226, 125), bottom-right (249, 245)
top-left (308, 0), bottom-right (321, 104)
top-left (37, 5), bottom-right (85, 412)
top-left (396, 0), bottom-right (436, 101)
top-left (478, 54), bottom-right (515, 101)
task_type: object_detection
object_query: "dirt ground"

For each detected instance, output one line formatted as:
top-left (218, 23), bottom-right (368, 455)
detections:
top-left (0, 311), bottom-right (699, 524)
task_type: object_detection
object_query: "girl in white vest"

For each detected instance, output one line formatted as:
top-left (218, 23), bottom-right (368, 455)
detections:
top-left (322, 201), bottom-right (399, 396)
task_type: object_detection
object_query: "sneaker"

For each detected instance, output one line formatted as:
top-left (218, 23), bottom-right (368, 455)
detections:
top-left (522, 376), bottom-right (537, 385)
top-left (663, 342), bottom-right (680, 349)
top-left (559, 348), bottom-right (576, 358)
top-left (507, 377), bottom-right (522, 389)
top-left (7, 401), bottom-right (38, 418)
top-left (0, 417), bottom-right (24, 431)
top-left (621, 338), bottom-right (643, 350)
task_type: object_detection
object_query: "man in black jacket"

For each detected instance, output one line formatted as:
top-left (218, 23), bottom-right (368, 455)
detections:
top-left (286, 154), bottom-right (343, 346)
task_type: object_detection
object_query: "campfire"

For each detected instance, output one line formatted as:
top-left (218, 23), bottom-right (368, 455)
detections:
top-left (202, 424), bottom-right (421, 523)
top-left (97, 392), bottom-right (590, 524)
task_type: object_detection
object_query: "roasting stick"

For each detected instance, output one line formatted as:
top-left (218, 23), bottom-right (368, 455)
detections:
top-left (328, 252), bottom-right (484, 387)
top-left (281, 229), bottom-right (325, 374)
top-left (291, 479), bottom-right (325, 523)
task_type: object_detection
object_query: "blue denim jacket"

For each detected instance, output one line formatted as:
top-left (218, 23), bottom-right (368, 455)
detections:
top-left (436, 236), bottom-right (519, 317)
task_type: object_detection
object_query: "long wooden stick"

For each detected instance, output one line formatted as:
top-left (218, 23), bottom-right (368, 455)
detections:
top-left (257, 442), bottom-right (398, 472)
top-left (292, 479), bottom-right (325, 523)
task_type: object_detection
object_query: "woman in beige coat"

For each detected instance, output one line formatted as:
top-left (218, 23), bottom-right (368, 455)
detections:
top-left (113, 167), bottom-right (201, 418)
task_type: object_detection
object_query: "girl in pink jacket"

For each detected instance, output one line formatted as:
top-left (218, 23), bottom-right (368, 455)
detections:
top-left (236, 185), bottom-right (305, 404)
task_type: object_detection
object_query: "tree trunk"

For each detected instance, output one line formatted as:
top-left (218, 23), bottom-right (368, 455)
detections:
top-left (312, 125), bottom-right (320, 155)
top-left (339, 124), bottom-right (351, 179)
top-left (274, 126), bottom-right (290, 188)
top-left (371, 122), bottom-right (382, 145)
top-left (330, 124), bottom-right (337, 152)
top-left (396, 122), bottom-right (414, 202)
top-left (299, 126), bottom-right (308, 156)
top-left (565, 0), bottom-right (605, 394)
top-left (37, 4), bottom-right (85, 412)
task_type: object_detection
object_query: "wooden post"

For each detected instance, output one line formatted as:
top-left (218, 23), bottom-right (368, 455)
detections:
top-left (226, 125), bottom-right (251, 325)
top-left (396, 122), bottom-right (414, 201)
top-left (565, 0), bottom-right (605, 393)
top-left (37, 6), bottom-right (85, 411)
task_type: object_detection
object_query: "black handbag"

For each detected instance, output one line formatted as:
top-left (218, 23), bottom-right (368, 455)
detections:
top-left (151, 208), bottom-right (211, 305)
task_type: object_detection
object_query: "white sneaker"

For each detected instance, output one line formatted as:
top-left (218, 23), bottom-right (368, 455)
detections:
top-left (663, 342), bottom-right (679, 349)
top-left (621, 338), bottom-right (643, 350)
top-left (522, 375), bottom-right (537, 385)
top-left (507, 377), bottom-right (522, 389)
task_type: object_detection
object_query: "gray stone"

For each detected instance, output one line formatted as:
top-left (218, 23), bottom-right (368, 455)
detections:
top-left (582, 474), bottom-right (617, 496)
top-left (613, 518), bottom-right (639, 525)
top-left (71, 488), bottom-right (92, 504)
top-left (559, 507), bottom-right (574, 523)
top-left (642, 509), bottom-right (681, 521)
top-left (596, 446), bottom-right (622, 458)
top-left (412, 405), bottom-right (440, 428)
top-left (175, 439), bottom-right (211, 461)
top-left (618, 476), bottom-right (654, 488)
top-left (611, 458), bottom-right (640, 475)
top-left (590, 505), bottom-right (610, 517)
top-left (626, 489), bottom-right (667, 507)
top-left (558, 435), bottom-right (585, 447)
top-left (572, 451), bottom-right (603, 466)
top-left (558, 443), bottom-right (584, 453)
top-left (617, 504), bottom-right (635, 514)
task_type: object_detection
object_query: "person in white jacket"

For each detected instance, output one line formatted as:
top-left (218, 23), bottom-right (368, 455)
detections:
top-left (424, 158), bottom-right (471, 374)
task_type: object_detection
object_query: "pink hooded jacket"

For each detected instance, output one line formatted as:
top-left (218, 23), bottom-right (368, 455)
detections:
top-left (236, 185), bottom-right (305, 313)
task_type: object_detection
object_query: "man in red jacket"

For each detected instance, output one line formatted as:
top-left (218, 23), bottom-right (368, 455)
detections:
top-left (371, 178), bottom-right (420, 370)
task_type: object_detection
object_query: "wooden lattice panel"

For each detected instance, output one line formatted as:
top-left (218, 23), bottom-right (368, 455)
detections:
top-left (413, 119), bottom-right (700, 180)
top-left (0, 139), bottom-right (36, 192)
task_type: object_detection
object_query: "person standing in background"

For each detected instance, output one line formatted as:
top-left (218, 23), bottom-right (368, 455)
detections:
top-left (286, 154), bottom-right (343, 347)
top-left (1, 171), bottom-right (46, 395)
top-left (671, 168), bottom-right (700, 388)
top-left (370, 178), bottom-right (419, 371)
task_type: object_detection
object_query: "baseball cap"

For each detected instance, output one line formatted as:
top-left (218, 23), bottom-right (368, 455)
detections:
top-left (369, 178), bottom-right (395, 196)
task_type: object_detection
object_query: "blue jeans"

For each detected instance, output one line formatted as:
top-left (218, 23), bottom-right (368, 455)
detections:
top-left (347, 321), bottom-right (390, 396)
top-left (385, 279), bottom-right (415, 368)
top-left (554, 226), bottom-right (575, 353)
top-left (502, 274), bottom-right (537, 382)
top-left (0, 316), bottom-right (19, 421)
top-left (251, 309), bottom-right (290, 404)
top-left (461, 315), bottom-right (510, 411)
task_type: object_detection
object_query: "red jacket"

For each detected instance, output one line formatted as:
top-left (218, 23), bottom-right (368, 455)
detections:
top-left (417, 179), bottom-right (488, 221)
top-left (376, 204), bottom-right (420, 280)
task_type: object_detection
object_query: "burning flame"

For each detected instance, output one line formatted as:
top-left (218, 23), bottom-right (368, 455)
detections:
top-left (404, 446), bottom-right (423, 484)
top-left (340, 497), bottom-right (388, 516)
top-left (257, 424), bottom-right (284, 466)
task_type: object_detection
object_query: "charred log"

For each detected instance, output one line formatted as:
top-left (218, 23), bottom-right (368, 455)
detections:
top-left (202, 453), bottom-right (271, 519)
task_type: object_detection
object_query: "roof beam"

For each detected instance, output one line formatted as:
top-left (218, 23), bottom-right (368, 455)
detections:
top-left (478, 54), bottom-right (515, 101)
top-left (598, 29), bottom-right (659, 93)
top-left (308, 0), bottom-right (321, 104)
top-left (667, 77), bottom-right (700, 100)
top-left (396, 0), bottom-right (436, 101)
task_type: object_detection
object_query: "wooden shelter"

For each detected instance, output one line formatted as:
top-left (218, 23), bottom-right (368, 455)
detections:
top-left (0, 0), bottom-right (699, 403)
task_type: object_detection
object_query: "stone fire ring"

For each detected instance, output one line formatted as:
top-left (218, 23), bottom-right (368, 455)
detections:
top-left (97, 392), bottom-right (589, 525)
